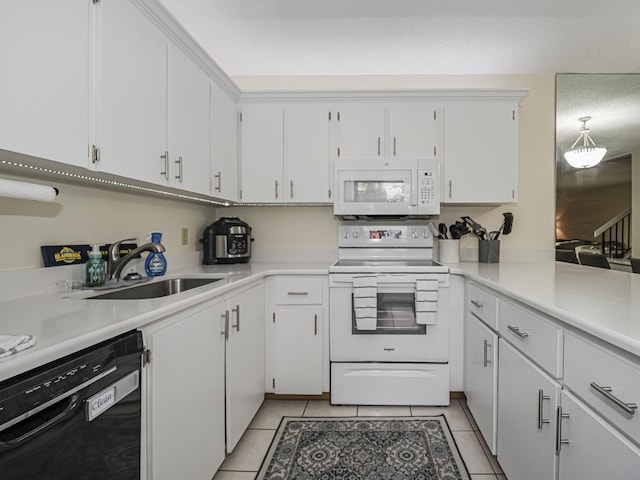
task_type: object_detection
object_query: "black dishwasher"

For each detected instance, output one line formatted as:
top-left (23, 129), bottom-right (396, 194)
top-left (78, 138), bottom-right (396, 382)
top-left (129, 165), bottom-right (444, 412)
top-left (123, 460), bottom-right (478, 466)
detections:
top-left (0, 330), bottom-right (143, 480)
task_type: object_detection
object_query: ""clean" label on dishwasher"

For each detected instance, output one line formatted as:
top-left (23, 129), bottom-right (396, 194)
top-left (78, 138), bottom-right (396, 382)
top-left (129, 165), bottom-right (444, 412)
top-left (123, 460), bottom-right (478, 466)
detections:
top-left (87, 386), bottom-right (115, 421)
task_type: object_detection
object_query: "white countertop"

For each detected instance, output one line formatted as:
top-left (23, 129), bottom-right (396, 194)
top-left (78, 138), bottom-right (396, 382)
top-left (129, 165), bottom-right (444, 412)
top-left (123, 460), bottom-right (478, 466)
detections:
top-left (0, 260), bottom-right (332, 382)
top-left (2, 258), bottom-right (640, 382)
top-left (448, 261), bottom-right (640, 358)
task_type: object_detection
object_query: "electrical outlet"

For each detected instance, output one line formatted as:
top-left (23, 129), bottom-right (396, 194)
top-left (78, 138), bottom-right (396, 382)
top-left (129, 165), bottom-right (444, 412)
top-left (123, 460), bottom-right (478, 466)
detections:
top-left (181, 227), bottom-right (188, 245)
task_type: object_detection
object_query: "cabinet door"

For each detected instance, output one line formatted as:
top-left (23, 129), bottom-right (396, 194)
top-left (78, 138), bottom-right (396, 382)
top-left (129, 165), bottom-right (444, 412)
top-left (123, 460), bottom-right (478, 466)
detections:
top-left (388, 103), bottom-right (440, 160)
top-left (464, 313), bottom-right (498, 454)
top-left (226, 283), bottom-right (265, 452)
top-left (99, 0), bottom-right (168, 185)
top-left (145, 302), bottom-right (226, 480)
top-left (497, 340), bottom-right (560, 480)
top-left (274, 307), bottom-right (323, 395)
top-left (167, 44), bottom-right (211, 195)
top-left (285, 104), bottom-right (332, 202)
top-left (336, 104), bottom-right (386, 160)
top-left (443, 101), bottom-right (518, 203)
top-left (0, 0), bottom-right (90, 167)
top-left (211, 82), bottom-right (239, 201)
top-left (559, 391), bottom-right (640, 480)
top-left (240, 104), bottom-right (283, 202)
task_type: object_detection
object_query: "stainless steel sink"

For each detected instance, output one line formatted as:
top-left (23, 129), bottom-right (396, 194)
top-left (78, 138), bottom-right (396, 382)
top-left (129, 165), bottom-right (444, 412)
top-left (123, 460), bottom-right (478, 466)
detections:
top-left (86, 277), bottom-right (224, 300)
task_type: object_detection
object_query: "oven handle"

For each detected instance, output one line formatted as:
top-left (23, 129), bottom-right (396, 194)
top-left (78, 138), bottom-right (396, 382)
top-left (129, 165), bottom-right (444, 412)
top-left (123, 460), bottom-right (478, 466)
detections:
top-left (331, 275), bottom-right (442, 285)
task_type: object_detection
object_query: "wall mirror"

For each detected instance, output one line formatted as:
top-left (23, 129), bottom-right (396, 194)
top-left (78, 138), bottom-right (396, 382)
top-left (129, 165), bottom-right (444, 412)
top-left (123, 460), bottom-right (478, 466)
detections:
top-left (555, 73), bottom-right (640, 269)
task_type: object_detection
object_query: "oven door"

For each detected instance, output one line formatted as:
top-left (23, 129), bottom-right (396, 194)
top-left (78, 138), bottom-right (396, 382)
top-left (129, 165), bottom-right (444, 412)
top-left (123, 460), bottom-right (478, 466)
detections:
top-left (333, 161), bottom-right (418, 216)
top-left (329, 273), bottom-right (448, 362)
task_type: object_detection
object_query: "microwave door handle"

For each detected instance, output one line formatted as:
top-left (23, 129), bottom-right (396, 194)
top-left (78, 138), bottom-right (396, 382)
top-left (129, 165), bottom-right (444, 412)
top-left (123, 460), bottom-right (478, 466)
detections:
top-left (410, 169), bottom-right (418, 207)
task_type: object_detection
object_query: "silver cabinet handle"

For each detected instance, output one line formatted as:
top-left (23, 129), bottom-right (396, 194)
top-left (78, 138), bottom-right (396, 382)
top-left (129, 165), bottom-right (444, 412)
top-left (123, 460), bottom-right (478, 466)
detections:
top-left (538, 389), bottom-right (551, 430)
top-left (448, 179), bottom-right (452, 199)
top-left (274, 180), bottom-right (279, 199)
top-left (221, 311), bottom-right (229, 340)
top-left (470, 299), bottom-right (483, 308)
top-left (508, 325), bottom-right (529, 339)
top-left (287, 291), bottom-right (309, 296)
top-left (393, 137), bottom-right (397, 156)
top-left (214, 171), bottom-right (222, 192)
top-left (555, 406), bottom-right (570, 454)
top-left (483, 339), bottom-right (492, 367)
top-left (314, 314), bottom-right (318, 335)
top-left (290, 180), bottom-right (294, 199)
top-left (232, 304), bottom-right (240, 332)
top-left (160, 151), bottom-right (169, 180)
top-left (377, 136), bottom-right (381, 156)
top-left (175, 156), bottom-right (183, 182)
top-left (590, 382), bottom-right (638, 415)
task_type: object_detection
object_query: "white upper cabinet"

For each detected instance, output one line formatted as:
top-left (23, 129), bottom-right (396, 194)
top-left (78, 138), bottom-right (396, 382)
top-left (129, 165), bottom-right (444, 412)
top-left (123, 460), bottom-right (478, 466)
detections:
top-left (335, 103), bottom-right (440, 161)
top-left (99, 0), bottom-right (169, 185)
top-left (387, 103), bottom-right (440, 160)
top-left (285, 104), bottom-right (332, 202)
top-left (167, 45), bottom-right (211, 195)
top-left (211, 82), bottom-right (239, 202)
top-left (240, 102), bottom-right (332, 203)
top-left (335, 104), bottom-right (386, 160)
top-left (0, 0), bottom-right (90, 167)
top-left (239, 103), bottom-right (284, 202)
top-left (442, 101), bottom-right (519, 204)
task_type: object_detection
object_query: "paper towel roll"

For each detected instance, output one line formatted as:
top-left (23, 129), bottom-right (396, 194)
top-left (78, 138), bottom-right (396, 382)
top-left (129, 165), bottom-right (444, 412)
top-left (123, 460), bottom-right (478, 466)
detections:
top-left (0, 178), bottom-right (58, 202)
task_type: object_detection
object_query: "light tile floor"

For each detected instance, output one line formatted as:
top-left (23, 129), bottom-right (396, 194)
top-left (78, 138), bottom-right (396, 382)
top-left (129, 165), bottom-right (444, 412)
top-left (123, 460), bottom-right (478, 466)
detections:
top-left (214, 399), bottom-right (507, 480)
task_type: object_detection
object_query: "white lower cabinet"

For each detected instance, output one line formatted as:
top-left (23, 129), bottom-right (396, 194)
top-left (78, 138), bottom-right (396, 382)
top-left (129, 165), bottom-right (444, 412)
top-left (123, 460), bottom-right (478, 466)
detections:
top-left (224, 282), bottom-right (266, 452)
top-left (558, 390), bottom-right (640, 480)
top-left (266, 275), bottom-right (328, 395)
top-left (144, 300), bottom-right (226, 480)
top-left (464, 312), bottom-right (498, 454)
top-left (273, 307), bottom-right (323, 394)
top-left (497, 339), bottom-right (561, 480)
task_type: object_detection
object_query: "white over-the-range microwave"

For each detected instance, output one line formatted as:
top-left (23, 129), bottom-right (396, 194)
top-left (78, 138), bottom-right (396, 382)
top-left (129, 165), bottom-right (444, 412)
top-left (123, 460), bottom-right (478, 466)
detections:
top-left (333, 158), bottom-right (440, 219)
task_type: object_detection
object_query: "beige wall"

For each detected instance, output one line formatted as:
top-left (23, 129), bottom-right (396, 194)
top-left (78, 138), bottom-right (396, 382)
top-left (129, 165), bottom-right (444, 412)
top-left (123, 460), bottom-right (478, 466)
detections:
top-left (1, 74), bottom-right (557, 270)
top-left (0, 170), bottom-right (216, 270)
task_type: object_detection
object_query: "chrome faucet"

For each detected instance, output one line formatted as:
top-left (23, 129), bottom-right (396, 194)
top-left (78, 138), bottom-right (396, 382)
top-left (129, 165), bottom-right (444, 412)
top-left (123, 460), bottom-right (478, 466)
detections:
top-left (107, 238), bottom-right (166, 281)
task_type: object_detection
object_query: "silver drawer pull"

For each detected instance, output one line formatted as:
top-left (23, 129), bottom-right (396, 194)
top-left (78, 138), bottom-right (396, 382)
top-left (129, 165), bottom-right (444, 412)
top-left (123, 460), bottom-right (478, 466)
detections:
top-left (470, 299), bottom-right (483, 308)
top-left (590, 382), bottom-right (638, 415)
top-left (555, 406), bottom-right (570, 454)
top-left (507, 325), bottom-right (529, 339)
top-left (287, 291), bottom-right (309, 296)
top-left (483, 339), bottom-right (492, 367)
top-left (538, 389), bottom-right (551, 430)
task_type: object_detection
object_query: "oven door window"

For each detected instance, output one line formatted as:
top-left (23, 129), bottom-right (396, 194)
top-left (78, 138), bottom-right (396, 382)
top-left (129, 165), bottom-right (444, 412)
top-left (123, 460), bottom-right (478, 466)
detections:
top-left (351, 292), bottom-right (426, 335)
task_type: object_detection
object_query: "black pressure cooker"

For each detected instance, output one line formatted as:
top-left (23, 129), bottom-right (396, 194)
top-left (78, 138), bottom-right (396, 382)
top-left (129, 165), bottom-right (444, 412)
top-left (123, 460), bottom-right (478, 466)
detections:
top-left (201, 217), bottom-right (252, 264)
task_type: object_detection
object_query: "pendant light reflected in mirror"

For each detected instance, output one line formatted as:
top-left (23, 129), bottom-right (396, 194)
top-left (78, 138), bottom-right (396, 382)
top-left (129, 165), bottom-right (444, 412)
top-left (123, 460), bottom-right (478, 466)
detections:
top-left (564, 116), bottom-right (607, 168)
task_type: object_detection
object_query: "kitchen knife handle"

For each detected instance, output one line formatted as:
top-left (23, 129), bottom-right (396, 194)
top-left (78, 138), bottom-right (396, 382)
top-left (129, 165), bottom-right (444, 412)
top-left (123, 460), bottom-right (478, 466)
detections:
top-left (232, 305), bottom-right (240, 332)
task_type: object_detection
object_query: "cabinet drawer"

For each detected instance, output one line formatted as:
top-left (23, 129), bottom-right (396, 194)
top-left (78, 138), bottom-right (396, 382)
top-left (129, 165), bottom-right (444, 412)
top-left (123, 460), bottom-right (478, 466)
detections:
top-left (498, 300), bottom-right (563, 378)
top-left (564, 332), bottom-right (640, 446)
top-left (467, 282), bottom-right (498, 329)
top-left (273, 276), bottom-right (323, 305)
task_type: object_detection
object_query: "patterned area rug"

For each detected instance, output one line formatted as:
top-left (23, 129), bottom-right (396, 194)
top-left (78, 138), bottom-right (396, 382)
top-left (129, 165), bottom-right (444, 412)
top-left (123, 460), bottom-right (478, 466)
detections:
top-left (256, 416), bottom-right (470, 480)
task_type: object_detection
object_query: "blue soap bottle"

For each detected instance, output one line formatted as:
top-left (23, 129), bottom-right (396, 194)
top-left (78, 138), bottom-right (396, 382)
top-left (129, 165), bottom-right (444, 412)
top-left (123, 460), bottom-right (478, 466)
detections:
top-left (145, 232), bottom-right (167, 276)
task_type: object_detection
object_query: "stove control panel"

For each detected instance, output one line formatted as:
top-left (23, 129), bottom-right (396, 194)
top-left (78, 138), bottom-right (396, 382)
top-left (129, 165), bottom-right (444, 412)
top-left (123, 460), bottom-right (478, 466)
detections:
top-left (338, 225), bottom-right (432, 248)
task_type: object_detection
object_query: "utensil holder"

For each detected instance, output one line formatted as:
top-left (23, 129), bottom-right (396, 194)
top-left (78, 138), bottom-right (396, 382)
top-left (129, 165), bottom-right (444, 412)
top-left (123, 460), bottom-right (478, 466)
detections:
top-left (439, 239), bottom-right (460, 263)
top-left (479, 239), bottom-right (500, 263)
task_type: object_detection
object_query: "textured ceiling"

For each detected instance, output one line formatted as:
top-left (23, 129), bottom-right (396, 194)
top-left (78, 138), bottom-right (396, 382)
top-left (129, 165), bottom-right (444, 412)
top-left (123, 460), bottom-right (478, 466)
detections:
top-left (159, 0), bottom-right (640, 76)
